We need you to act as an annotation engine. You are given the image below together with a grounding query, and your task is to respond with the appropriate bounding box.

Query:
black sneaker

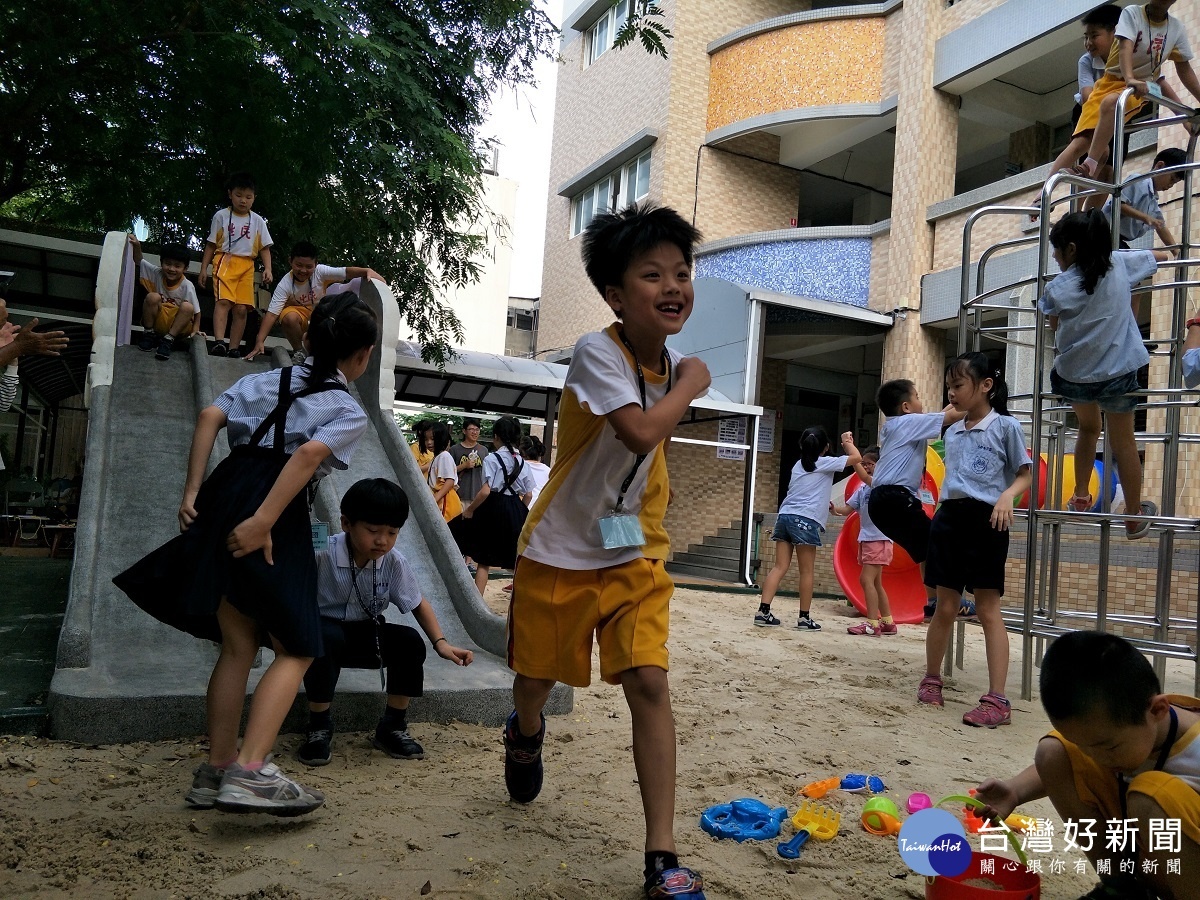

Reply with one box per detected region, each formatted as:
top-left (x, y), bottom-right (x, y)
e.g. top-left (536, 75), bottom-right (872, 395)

top-left (138, 330), bottom-right (157, 351)
top-left (794, 613), bottom-right (821, 631)
top-left (209, 340), bottom-right (228, 357)
top-left (155, 335), bottom-right (174, 360)
top-left (503, 710), bottom-right (544, 803)
top-left (923, 601), bottom-right (937, 622)
top-left (372, 725), bottom-right (425, 760)
top-left (753, 609), bottom-right (781, 627)
top-left (228, 347), bottom-right (244, 359)
top-left (296, 728), bottom-right (332, 767)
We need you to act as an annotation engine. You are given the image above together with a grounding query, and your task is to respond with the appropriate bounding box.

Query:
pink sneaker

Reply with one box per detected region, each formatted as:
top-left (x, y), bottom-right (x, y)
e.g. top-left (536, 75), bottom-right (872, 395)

top-left (847, 622), bottom-right (880, 636)
top-left (879, 621), bottom-right (898, 635)
top-left (917, 674), bottom-right (944, 707)
top-left (963, 693), bottom-right (1012, 728)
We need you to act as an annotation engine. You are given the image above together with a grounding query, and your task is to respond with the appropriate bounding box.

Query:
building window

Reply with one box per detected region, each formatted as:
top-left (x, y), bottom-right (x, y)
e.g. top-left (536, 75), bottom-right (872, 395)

top-left (570, 150), bottom-right (652, 237)
top-left (586, 1), bottom-right (630, 66)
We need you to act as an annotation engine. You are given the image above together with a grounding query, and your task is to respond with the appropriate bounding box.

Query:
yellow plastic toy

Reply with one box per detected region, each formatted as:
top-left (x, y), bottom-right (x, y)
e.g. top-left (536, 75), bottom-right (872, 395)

top-left (1046, 453), bottom-right (1101, 510)
top-left (925, 445), bottom-right (945, 493)
top-left (778, 800), bottom-right (841, 859)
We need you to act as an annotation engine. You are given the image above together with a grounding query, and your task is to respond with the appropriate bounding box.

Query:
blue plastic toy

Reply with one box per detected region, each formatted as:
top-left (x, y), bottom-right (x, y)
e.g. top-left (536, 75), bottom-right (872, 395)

top-left (839, 773), bottom-right (886, 794)
top-left (699, 798), bottom-right (789, 842)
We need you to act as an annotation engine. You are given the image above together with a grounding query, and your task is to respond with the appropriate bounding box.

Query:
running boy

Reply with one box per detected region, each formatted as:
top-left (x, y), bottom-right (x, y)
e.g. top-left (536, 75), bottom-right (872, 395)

top-left (975, 631), bottom-right (1200, 900)
top-left (199, 172), bottom-right (273, 358)
top-left (296, 478), bottom-right (473, 767)
top-left (246, 241), bottom-right (380, 363)
top-left (129, 235), bottom-right (199, 361)
top-left (504, 204), bottom-right (711, 899)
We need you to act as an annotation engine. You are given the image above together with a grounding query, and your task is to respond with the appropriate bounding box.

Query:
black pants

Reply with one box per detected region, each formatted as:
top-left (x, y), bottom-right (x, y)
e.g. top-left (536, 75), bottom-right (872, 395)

top-left (303, 618), bottom-right (427, 703)
top-left (867, 484), bottom-right (932, 563)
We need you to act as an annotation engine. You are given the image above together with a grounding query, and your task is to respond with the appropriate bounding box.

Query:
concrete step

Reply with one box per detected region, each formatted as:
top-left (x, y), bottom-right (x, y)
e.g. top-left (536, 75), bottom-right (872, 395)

top-left (686, 544), bottom-right (740, 561)
top-left (665, 560), bottom-right (744, 583)
top-left (670, 551), bottom-right (739, 570)
top-left (702, 536), bottom-right (741, 550)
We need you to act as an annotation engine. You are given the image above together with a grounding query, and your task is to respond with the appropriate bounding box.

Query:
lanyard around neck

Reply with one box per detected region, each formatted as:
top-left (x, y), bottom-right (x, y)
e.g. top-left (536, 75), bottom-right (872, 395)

top-left (613, 331), bottom-right (672, 512)
top-left (346, 553), bottom-right (381, 619)
top-left (1117, 706), bottom-right (1178, 816)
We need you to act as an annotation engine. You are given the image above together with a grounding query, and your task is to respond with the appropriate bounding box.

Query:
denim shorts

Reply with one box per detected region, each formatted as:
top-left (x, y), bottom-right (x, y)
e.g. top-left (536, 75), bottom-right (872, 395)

top-left (771, 514), bottom-right (822, 547)
top-left (1051, 369), bottom-right (1140, 415)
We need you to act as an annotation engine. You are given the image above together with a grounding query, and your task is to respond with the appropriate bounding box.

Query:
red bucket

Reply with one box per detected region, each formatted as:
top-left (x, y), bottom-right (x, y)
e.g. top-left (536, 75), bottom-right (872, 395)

top-left (925, 852), bottom-right (1040, 899)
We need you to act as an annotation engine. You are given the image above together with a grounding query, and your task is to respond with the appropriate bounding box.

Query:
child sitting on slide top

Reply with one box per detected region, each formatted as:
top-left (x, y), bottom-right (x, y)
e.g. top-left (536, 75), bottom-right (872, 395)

top-left (975, 631), bottom-right (1200, 900)
top-left (504, 203), bottom-right (711, 899)
top-left (129, 235), bottom-right (199, 361)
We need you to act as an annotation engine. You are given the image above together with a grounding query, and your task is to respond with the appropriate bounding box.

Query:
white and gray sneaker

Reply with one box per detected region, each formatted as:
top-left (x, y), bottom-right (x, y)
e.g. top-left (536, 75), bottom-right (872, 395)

top-left (214, 762), bottom-right (325, 817)
top-left (185, 762), bottom-right (225, 809)
top-left (292, 349), bottom-right (309, 365)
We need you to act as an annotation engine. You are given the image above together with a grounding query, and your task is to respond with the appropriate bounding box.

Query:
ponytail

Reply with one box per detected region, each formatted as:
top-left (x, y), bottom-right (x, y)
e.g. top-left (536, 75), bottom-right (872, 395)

top-left (1049, 210), bottom-right (1113, 295)
top-left (304, 292), bottom-right (378, 387)
top-left (946, 352), bottom-right (1012, 417)
top-left (799, 426), bottom-right (829, 473)
top-left (492, 415), bottom-right (523, 455)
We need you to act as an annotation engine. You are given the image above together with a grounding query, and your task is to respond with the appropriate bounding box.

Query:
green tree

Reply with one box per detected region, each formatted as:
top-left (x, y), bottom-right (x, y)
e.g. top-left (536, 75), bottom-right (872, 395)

top-left (0, 0), bottom-right (557, 363)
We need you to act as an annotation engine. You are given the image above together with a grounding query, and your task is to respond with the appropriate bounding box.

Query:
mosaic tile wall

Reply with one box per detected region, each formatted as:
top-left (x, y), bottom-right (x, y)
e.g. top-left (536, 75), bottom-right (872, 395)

top-left (694, 238), bottom-right (871, 306)
top-left (707, 18), bottom-right (886, 132)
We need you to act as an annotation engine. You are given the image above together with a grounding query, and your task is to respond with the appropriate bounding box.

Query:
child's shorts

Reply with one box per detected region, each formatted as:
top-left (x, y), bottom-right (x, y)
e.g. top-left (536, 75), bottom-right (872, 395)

top-left (924, 498), bottom-right (1008, 595)
top-left (1074, 73), bottom-right (1145, 137)
top-left (278, 305), bottom-right (312, 328)
top-left (508, 555), bottom-right (672, 688)
top-left (1051, 368), bottom-right (1140, 415)
top-left (212, 253), bottom-right (257, 306)
top-left (771, 513), bottom-right (822, 547)
top-left (867, 484), bottom-right (931, 563)
top-left (1047, 730), bottom-right (1200, 846)
top-left (153, 302), bottom-right (189, 336)
top-left (858, 540), bottom-right (893, 567)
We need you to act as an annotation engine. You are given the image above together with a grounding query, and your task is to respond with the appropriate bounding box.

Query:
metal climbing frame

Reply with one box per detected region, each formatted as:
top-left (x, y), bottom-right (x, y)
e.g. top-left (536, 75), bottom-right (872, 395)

top-left (957, 87), bottom-right (1200, 699)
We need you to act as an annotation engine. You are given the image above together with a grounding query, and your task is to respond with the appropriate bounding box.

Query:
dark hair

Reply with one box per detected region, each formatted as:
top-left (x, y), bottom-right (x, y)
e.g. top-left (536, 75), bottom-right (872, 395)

top-left (799, 426), bottom-right (830, 473)
top-left (492, 415), bottom-right (523, 454)
top-left (521, 435), bottom-right (544, 461)
top-left (1081, 4), bottom-right (1121, 29)
top-left (1040, 631), bottom-right (1160, 726)
top-left (863, 445), bottom-right (881, 462)
top-left (430, 422), bottom-right (452, 456)
top-left (290, 240), bottom-right (319, 260)
top-left (877, 379), bottom-right (916, 417)
top-left (1155, 147), bottom-right (1188, 172)
top-left (1049, 210), bottom-right (1112, 294)
top-left (581, 203), bottom-right (701, 299)
top-left (462, 418), bottom-right (482, 431)
top-left (412, 419), bottom-right (432, 445)
top-left (304, 292), bottom-right (377, 387)
top-left (945, 352), bottom-right (1011, 416)
top-left (157, 243), bottom-right (190, 266)
top-left (225, 171), bottom-right (256, 192)
top-left (341, 477), bottom-right (409, 528)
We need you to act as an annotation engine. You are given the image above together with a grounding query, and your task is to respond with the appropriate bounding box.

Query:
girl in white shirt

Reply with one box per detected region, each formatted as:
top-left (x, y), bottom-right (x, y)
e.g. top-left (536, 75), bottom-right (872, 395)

top-left (426, 422), bottom-right (461, 522)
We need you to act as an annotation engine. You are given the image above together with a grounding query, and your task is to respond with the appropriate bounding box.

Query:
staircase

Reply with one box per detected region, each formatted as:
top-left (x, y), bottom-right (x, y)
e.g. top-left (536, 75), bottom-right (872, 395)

top-left (666, 522), bottom-right (752, 584)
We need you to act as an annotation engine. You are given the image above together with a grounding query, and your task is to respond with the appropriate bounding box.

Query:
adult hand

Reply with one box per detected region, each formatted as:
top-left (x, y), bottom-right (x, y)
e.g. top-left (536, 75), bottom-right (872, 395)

top-left (13, 319), bottom-right (68, 357)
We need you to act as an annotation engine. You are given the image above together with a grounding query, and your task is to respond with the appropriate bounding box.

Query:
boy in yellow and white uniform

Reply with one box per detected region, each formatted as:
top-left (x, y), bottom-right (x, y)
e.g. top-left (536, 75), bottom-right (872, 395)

top-left (129, 235), bottom-right (199, 361)
top-left (198, 171), bottom-right (273, 358)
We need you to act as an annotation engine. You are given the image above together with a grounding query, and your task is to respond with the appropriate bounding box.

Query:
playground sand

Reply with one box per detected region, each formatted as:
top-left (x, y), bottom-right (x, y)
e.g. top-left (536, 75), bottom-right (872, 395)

top-left (0, 585), bottom-right (1126, 899)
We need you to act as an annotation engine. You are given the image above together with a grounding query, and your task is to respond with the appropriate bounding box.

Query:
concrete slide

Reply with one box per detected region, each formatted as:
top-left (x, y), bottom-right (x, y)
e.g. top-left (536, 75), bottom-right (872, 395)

top-left (48, 236), bottom-right (570, 742)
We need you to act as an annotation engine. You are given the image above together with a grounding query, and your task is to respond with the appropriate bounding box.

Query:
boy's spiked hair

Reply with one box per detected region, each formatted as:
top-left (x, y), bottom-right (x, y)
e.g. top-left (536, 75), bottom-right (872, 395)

top-left (877, 379), bottom-right (916, 417)
top-left (157, 243), bottom-right (191, 266)
top-left (340, 477), bottom-right (409, 528)
top-left (1040, 631), bottom-right (1160, 726)
top-left (1081, 4), bottom-right (1121, 29)
top-left (225, 171), bottom-right (257, 192)
top-left (581, 203), bottom-right (701, 299)
top-left (290, 240), bottom-right (319, 260)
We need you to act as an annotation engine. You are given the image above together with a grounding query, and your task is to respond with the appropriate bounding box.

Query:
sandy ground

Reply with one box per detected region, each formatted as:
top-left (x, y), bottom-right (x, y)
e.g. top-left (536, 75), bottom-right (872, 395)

top-left (1, 583), bottom-right (1158, 899)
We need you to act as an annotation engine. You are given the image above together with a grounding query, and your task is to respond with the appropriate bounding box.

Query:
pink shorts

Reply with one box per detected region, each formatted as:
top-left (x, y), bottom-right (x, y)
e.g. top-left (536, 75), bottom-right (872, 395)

top-left (858, 540), bottom-right (893, 566)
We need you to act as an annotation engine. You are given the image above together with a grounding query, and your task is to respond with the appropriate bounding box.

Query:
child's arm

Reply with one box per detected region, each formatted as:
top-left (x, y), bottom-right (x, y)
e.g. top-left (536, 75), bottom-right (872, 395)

top-left (128, 233), bottom-right (143, 265)
top-left (410, 599), bottom-right (473, 666)
top-left (226, 439), bottom-right (331, 562)
top-left (179, 405), bottom-right (227, 531)
top-left (245, 312), bottom-right (279, 361)
top-left (199, 242), bottom-right (215, 289)
top-left (851, 460), bottom-right (873, 485)
top-left (431, 472), bottom-right (457, 505)
top-left (991, 463), bottom-right (1032, 531)
top-left (1174, 59), bottom-right (1200, 107)
top-left (974, 764), bottom-right (1046, 823)
top-left (839, 432), bottom-right (862, 469)
top-left (259, 246), bottom-right (273, 287)
top-left (462, 482), bottom-right (491, 518)
top-left (607, 356), bottom-right (710, 454)
top-left (345, 266), bottom-right (380, 282)
top-left (941, 404), bottom-right (968, 429)
top-left (1119, 38), bottom-right (1148, 97)
top-left (831, 502), bottom-right (851, 517)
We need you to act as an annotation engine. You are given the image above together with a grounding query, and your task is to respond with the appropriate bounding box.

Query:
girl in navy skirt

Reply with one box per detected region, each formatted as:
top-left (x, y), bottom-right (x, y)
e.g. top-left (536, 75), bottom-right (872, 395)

top-left (458, 415), bottom-right (536, 594)
top-left (114, 293), bottom-right (377, 816)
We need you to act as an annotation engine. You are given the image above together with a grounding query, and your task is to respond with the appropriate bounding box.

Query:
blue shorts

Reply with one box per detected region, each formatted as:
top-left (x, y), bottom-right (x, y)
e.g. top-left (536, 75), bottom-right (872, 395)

top-left (771, 514), bottom-right (822, 547)
top-left (1051, 369), bottom-right (1140, 415)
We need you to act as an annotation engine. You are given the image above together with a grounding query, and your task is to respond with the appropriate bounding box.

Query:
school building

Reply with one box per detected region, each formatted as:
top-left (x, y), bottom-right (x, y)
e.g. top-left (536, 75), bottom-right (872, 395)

top-left (538, 0), bottom-right (1200, 595)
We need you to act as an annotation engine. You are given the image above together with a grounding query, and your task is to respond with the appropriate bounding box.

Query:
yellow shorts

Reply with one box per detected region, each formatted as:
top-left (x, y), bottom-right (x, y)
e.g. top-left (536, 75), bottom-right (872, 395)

top-left (1073, 74), bottom-right (1145, 137)
top-left (1049, 731), bottom-right (1200, 845)
top-left (153, 303), bottom-right (187, 336)
top-left (507, 556), bottom-right (672, 687)
top-left (212, 253), bottom-right (256, 306)
top-left (278, 305), bottom-right (312, 327)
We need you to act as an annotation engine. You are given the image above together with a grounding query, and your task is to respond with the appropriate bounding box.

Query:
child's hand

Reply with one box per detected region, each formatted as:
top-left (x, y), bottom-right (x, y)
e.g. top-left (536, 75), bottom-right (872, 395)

top-left (436, 641), bottom-right (473, 666)
top-left (364, 268), bottom-right (382, 282)
top-left (1127, 78), bottom-right (1149, 97)
top-left (261, 266), bottom-right (273, 288)
top-left (991, 494), bottom-right (1015, 531)
top-left (840, 431), bottom-right (855, 448)
top-left (676, 356), bottom-right (711, 398)
top-left (0, 322), bottom-right (16, 350)
top-left (244, 341), bottom-right (267, 361)
top-left (128, 234), bottom-right (140, 248)
top-left (198, 269), bottom-right (208, 289)
top-left (178, 493), bottom-right (199, 532)
top-left (226, 513), bottom-right (274, 563)
top-left (973, 778), bottom-right (1019, 823)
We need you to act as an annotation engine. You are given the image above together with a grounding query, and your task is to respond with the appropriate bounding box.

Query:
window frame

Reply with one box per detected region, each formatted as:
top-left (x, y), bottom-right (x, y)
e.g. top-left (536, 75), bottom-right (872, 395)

top-left (569, 148), bottom-right (652, 238)
top-left (585, 0), bottom-right (631, 66)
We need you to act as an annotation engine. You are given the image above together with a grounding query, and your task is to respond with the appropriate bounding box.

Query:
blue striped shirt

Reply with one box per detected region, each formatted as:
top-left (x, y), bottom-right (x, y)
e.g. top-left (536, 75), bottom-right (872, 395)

top-left (0, 364), bottom-right (17, 413)
top-left (315, 532), bottom-right (424, 622)
top-left (213, 366), bottom-right (368, 481)
top-left (482, 447), bottom-right (537, 496)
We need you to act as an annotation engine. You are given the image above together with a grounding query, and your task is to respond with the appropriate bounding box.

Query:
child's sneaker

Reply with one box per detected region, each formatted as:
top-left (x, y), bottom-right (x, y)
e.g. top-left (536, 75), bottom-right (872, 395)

top-left (292, 349), bottom-right (309, 365)
top-left (372, 724), bottom-right (425, 760)
top-left (847, 622), bottom-right (880, 636)
top-left (753, 608), bottom-right (781, 627)
top-left (879, 620), bottom-right (898, 635)
top-left (137, 330), bottom-right (157, 351)
top-left (185, 762), bottom-right (224, 809)
top-left (228, 347), bottom-right (244, 359)
top-left (155, 335), bottom-right (174, 360)
top-left (957, 599), bottom-right (977, 621)
top-left (214, 762), bottom-right (325, 816)
top-left (794, 612), bottom-right (821, 631)
top-left (296, 728), bottom-right (333, 767)
top-left (209, 340), bottom-right (228, 357)
top-left (503, 710), bottom-right (544, 803)
top-left (645, 866), bottom-right (706, 898)
top-left (963, 692), bottom-right (1011, 728)
top-left (917, 674), bottom-right (944, 707)
top-left (922, 601), bottom-right (936, 622)
top-left (1126, 501), bottom-right (1157, 541)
